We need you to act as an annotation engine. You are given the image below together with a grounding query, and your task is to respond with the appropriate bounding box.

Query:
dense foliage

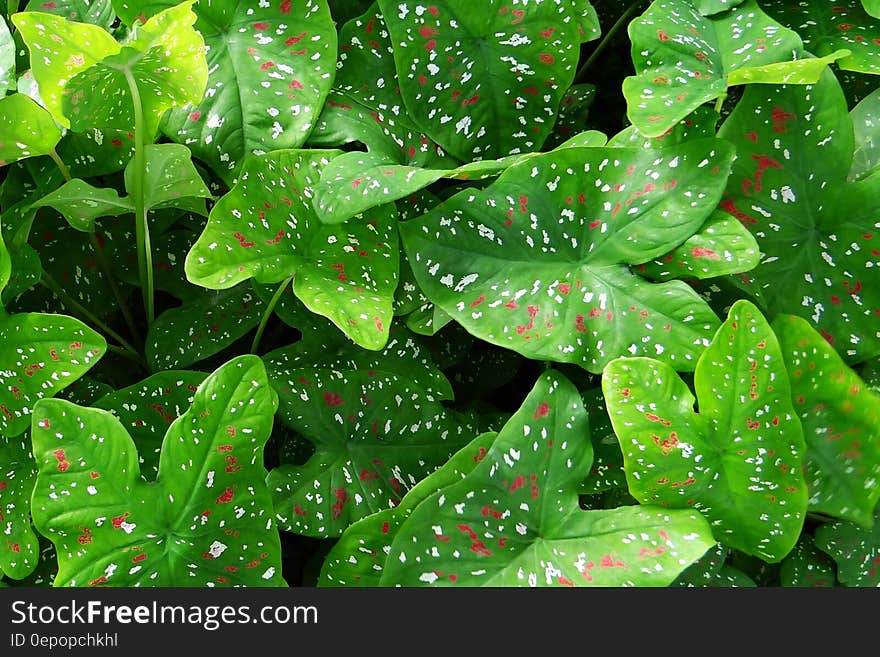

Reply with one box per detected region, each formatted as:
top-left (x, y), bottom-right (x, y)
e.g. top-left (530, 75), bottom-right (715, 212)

top-left (0, 0), bottom-right (878, 588)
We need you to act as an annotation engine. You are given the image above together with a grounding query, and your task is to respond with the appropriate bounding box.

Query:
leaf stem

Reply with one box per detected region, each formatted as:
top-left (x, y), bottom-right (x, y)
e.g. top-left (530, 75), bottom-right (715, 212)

top-left (124, 68), bottom-right (155, 325)
top-left (39, 273), bottom-right (147, 371)
top-left (251, 276), bottom-right (293, 355)
top-left (48, 149), bottom-right (72, 184)
top-left (714, 92), bottom-right (728, 116)
top-left (575, 0), bottom-right (648, 83)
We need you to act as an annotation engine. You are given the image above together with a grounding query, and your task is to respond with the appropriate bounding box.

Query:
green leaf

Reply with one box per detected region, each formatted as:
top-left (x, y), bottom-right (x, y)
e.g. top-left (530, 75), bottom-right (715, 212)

top-left (57, 128), bottom-right (135, 179)
top-left (866, 0), bottom-right (880, 18)
top-left (851, 86), bottom-right (880, 181)
top-left (623, 0), bottom-right (844, 138)
top-left (0, 94), bottom-right (63, 166)
top-left (376, 0), bottom-right (583, 161)
top-left (694, 0), bottom-right (748, 15)
top-left (579, 388), bottom-right (626, 495)
top-left (0, 434), bottom-right (39, 579)
top-left (31, 179), bottom-right (134, 233)
top-left (185, 150), bottom-right (399, 351)
top-left (125, 143), bottom-right (210, 213)
top-left (717, 69), bottom-right (880, 363)
top-left (780, 535), bottom-right (837, 587)
top-left (266, 368), bottom-right (478, 537)
top-left (30, 355), bottom-right (285, 587)
top-left (25, 0), bottom-right (116, 29)
top-left (380, 371), bottom-right (715, 586)
top-left (0, 16), bottom-right (14, 97)
top-left (401, 139), bottom-right (733, 373)
top-left (602, 300), bottom-right (808, 561)
top-left (814, 509), bottom-right (880, 586)
top-left (773, 313), bottom-right (880, 527)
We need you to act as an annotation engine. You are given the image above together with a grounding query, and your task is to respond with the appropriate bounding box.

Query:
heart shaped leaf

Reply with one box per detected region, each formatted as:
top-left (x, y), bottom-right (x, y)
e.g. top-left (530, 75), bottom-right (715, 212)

top-left (851, 86), bottom-right (880, 181)
top-left (0, 94), bottom-right (63, 166)
top-left (773, 313), bottom-right (880, 526)
top-left (126, 143), bottom-right (211, 213)
top-left (380, 371), bottom-right (715, 586)
top-left (401, 139), bottom-right (733, 373)
top-left (603, 299), bottom-right (808, 561)
top-left (32, 180), bottom-right (134, 233)
top-left (0, 434), bottom-right (39, 579)
top-left (814, 509), bottom-right (880, 586)
top-left (30, 355), bottom-right (285, 587)
top-left (717, 69), bottom-right (880, 363)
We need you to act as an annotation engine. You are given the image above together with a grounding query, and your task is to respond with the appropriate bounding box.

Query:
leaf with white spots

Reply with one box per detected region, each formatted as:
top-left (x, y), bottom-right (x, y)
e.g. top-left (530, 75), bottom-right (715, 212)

top-left (579, 388), bottom-right (626, 495)
top-left (694, 0), bottom-right (748, 15)
top-left (763, 0), bottom-right (880, 75)
top-left (267, 368), bottom-right (479, 537)
top-left (609, 105), bottom-right (720, 150)
top-left (602, 300), bottom-right (808, 561)
top-left (850, 85), bottom-right (880, 181)
top-left (26, 0), bottom-right (116, 29)
top-left (185, 150), bottom-right (399, 351)
top-left (0, 16), bottom-right (13, 97)
top-left (381, 371), bottom-right (715, 586)
top-left (0, 434), bottom-right (40, 579)
top-left (30, 355), bottom-right (285, 587)
top-left (94, 370), bottom-right (209, 481)
top-left (319, 431), bottom-right (497, 586)
top-left (0, 94), bottom-right (63, 167)
top-left (773, 313), bottom-right (880, 527)
top-left (780, 535), bottom-right (837, 587)
top-left (623, 0), bottom-right (846, 138)
top-left (146, 282), bottom-right (266, 371)
top-left (717, 69), bottom-right (880, 363)
top-left (126, 144), bottom-right (211, 215)
top-left (545, 83), bottom-right (596, 150)
top-left (814, 508), bottom-right (880, 586)
top-left (400, 139), bottom-right (733, 373)
top-left (376, 0), bottom-right (584, 161)
top-left (31, 180), bottom-right (134, 233)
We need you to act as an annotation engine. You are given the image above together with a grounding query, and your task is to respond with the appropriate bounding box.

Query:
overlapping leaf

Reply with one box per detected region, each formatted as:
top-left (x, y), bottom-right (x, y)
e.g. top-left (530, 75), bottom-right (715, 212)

top-left (27, 0), bottom-right (116, 29)
top-left (0, 16), bottom-right (13, 97)
top-left (401, 139), bottom-right (733, 373)
top-left (30, 355), bottom-right (285, 586)
top-left (0, 94), bottom-right (63, 166)
top-left (624, 0), bottom-right (845, 138)
top-left (814, 509), bottom-right (880, 586)
top-left (603, 300), bottom-right (808, 561)
top-left (780, 535), bottom-right (837, 587)
top-left (0, 435), bottom-right (39, 579)
top-left (380, 371), bottom-right (715, 586)
top-left (851, 86), bottom-right (880, 181)
top-left (717, 69), bottom-right (880, 362)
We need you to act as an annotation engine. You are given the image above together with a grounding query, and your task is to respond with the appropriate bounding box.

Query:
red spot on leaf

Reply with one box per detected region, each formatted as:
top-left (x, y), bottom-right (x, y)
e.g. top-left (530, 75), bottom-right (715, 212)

top-left (534, 402), bottom-right (550, 419)
top-left (216, 487), bottom-right (234, 504)
top-left (324, 392), bottom-right (344, 407)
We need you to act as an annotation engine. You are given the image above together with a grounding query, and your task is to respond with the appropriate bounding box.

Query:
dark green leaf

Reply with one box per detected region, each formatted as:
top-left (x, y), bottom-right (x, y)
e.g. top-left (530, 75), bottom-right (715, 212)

top-left (0, 434), bottom-right (39, 579)
top-left (780, 535), bottom-right (837, 587)
top-left (814, 509), bottom-right (880, 586)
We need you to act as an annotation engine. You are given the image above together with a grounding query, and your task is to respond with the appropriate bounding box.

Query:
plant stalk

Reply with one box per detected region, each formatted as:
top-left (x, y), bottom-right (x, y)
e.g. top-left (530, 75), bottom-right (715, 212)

top-left (251, 276), bottom-right (293, 355)
top-left (575, 0), bottom-right (648, 82)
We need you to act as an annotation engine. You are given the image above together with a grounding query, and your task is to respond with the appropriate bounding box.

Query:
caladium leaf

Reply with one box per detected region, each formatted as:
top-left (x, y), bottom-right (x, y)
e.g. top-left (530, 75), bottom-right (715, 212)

top-left (717, 69), bottom-right (880, 363)
top-left (58, 377), bottom-right (113, 406)
top-left (0, 434), bottom-right (39, 579)
top-left (93, 370), bottom-right (208, 481)
top-left (603, 300), bottom-right (808, 561)
top-left (579, 388), bottom-right (626, 495)
top-left (401, 139), bottom-right (733, 373)
top-left (380, 371), bottom-right (715, 586)
top-left (32, 180), bottom-right (133, 233)
top-left (546, 83), bottom-right (597, 150)
top-left (0, 16), bottom-right (14, 97)
top-left (146, 282), bottom-right (265, 371)
top-left (26, 0), bottom-right (116, 29)
top-left (672, 543), bottom-right (726, 586)
top-left (780, 535), bottom-right (837, 587)
top-left (609, 105), bottom-right (720, 150)
top-left (376, 0), bottom-right (584, 161)
top-left (319, 431), bottom-right (497, 586)
top-left (851, 86), bottom-right (880, 181)
top-left (773, 313), bottom-right (880, 527)
top-left (694, 0), bottom-right (747, 15)
top-left (623, 0), bottom-right (845, 138)
top-left (30, 355), bottom-right (285, 587)
top-left (125, 143), bottom-right (211, 214)
top-left (814, 510), bottom-right (880, 586)
top-left (267, 368), bottom-right (478, 537)
top-left (763, 0), bottom-right (880, 75)
top-left (0, 94), bottom-right (63, 166)
top-left (185, 150), bottom-right (399, 351)
top-left (57, 128), bottom-right (135, 179)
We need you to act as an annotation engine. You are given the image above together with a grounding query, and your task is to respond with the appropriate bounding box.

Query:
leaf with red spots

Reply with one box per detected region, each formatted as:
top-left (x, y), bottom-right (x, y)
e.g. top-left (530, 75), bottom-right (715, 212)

top-left (850, 85), bottom-right (880, 181)
top-left (763, 0), bottom-right (880, 75)
top-left (609, 105), bottom-right (719, 149)
top-left (93, 370), bottom-right (209, 481)
top-left (319, 431), bottom-right (497, 586)
top-left (623, 0), bottom-right (846, 138)
top-left (0, 94), bottom-right (63, 167)
top-left (814, 508), bottom-right (880, 586)
top-left (381, 371), bottom-right (715, 586)
top-left (780, 535), bottom-right (838, 587)
top-left (26, 0), bottom-right (116, 28)
top-left (30, 355), bottom-right (285, 586)
top-left (603, 300), bottom-right (808, 561)
top-left (718, 69), bottom-right (880, 363)
top-left (185, 149), bottom-right (399, 351)
top-left (376, 0), bottom-right (586, 161)
top-left (266, 368), bottom-right (482, 537)
top-left (0, 434), bottom-right (39, 580)
top-left (401, 138), bottom-right (733, 373)
top-left (773, 313), bottom-right (880, 527)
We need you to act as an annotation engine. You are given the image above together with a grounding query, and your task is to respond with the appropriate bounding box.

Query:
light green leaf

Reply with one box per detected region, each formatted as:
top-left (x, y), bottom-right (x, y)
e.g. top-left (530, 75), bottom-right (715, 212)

top-left (0, 94), bottom-right (63, 166)
top-left (32, 179), bottom-right (134, 232)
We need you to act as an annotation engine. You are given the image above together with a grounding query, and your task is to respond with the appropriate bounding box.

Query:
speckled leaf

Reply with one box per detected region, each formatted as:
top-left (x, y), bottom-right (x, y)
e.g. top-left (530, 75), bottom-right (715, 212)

top-left (377, 0), bottom-right (583, 161)
top-left (694, 0), bottom-right (747, 15)
top-left (185, 150), bottom-right (399, 351)
top-left (32, 179), bottom-right (133, 233)
top-left (93, 371), bottom-right (208, 482)
top-left (381, 371), bottom-right (715, 586)
top-left (637, 210), bottom-right (760, 281)
top-left (603, 300), bottom-right (808, 561)
top-left (0, 434), bottom-right (39, 579)
top-left (609, 105), bottom-right (720, 150)
top-left (30, 355), bottom-right (284, 587)
top-left (773, 313), bottom-right (880, 527)
top-left (2, 244), bottom-right (41, 305)
top-left (579, 388), bottom-right (626, 495)
top-left (405, 302), bottom-right (451, 336)
top-left (623, 0), bottom-right (844, 138)
top-left (401, 139), bottom-right (732, 373)
top-left (546, 83), bottom-right (596, 149)
top-left (0, 16), bottom-right (14, 97)
top-left (267, 368), bottom-right (478, 537)
top-left (56, 128), bottom-right (135, 179)
top-left (671, 542), bottom-right (725, 586)
top-left (851, 86), bottom-right (880, 181)
top-left (763, 0), bottom-right (880, 75)
top-left (125, 143), bottom-right (210, 214)
top-left (717, 69), bottom-right (880, 362)
top-left (814, 510), bottom-right (880, 586)
top-left (0, 94), bottom-right (63, 166)
top-left (318, 431), bottom-right (497, 586)
top-left (780, 535), bottom-right (837, 587)
top-left (58, 376), bottom-right (113, 406)
top-left (26, 0), bottom-right (116, 29)
top-left (146, 282), bottom-right (265, 371)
